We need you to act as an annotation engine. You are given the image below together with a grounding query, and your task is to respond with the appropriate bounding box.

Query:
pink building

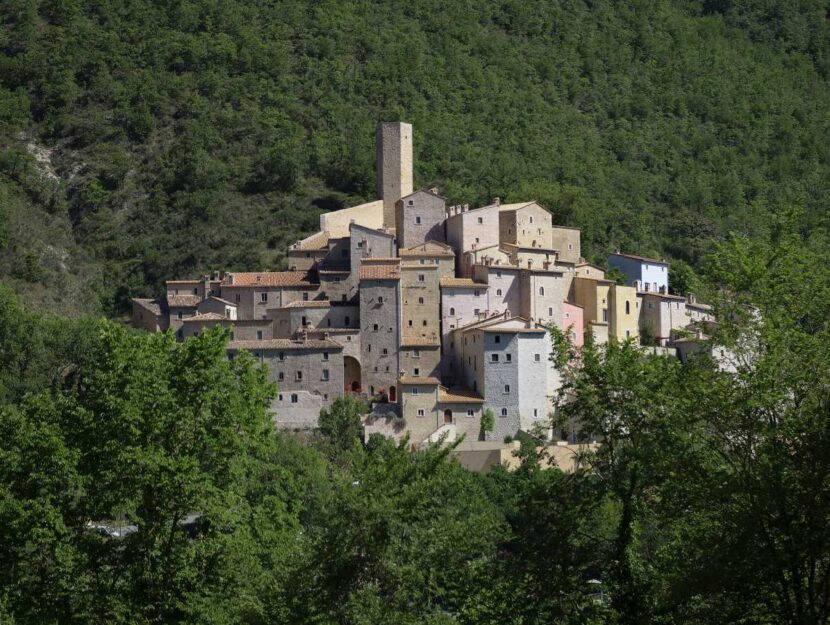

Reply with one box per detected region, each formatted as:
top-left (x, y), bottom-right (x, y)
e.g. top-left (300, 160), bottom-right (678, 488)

top-left (562, 302), bottom-right (584, 347)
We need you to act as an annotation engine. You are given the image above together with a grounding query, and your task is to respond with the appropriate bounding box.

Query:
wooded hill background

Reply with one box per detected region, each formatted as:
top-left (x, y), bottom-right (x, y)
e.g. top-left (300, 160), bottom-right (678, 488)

top-left (1, 0), bottom-right (829, 315)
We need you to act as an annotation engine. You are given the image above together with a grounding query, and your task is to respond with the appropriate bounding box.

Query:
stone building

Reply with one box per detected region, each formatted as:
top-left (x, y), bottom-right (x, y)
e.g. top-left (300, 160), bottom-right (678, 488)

top-left (551, 226), bottom-right (582, 264)
top-left (227, 337), bottom-right (344, 429)
top-left (395, 189), bottom-right (446, 249)
top-left (359, 258), bottom-right (402, 400)
top-left (498, 201), bottom-right (554, 249)
top-left (445, 202), bottom-right (501, 273)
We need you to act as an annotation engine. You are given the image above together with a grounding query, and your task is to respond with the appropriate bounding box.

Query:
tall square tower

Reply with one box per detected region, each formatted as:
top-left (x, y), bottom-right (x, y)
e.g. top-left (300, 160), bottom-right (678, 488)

top-left (376, 122), bottom-right (414, 228)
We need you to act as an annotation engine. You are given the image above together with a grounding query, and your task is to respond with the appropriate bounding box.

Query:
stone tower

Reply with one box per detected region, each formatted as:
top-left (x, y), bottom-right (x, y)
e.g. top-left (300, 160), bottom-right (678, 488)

top-left (376, 121), bottom-right (413, 229)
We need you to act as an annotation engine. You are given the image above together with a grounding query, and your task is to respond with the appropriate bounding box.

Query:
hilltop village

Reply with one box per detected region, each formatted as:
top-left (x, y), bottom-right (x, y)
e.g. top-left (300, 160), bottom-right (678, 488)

top-left (132, 122), bottom-right (713, 444)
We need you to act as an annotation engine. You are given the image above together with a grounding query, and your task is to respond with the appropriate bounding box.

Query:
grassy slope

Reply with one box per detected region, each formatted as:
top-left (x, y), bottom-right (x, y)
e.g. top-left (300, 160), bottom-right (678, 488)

top-left (1, 0), bottom-right (829, 315)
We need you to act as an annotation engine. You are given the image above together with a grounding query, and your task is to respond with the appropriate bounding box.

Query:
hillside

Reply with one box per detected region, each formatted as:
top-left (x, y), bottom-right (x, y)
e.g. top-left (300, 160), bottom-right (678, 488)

top-left (1, 0), bottom-right (830, 315)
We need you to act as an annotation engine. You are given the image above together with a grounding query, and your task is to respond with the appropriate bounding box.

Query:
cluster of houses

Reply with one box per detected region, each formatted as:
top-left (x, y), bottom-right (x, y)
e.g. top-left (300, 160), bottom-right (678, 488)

top-left (132, 122), bottom-right (713, 444)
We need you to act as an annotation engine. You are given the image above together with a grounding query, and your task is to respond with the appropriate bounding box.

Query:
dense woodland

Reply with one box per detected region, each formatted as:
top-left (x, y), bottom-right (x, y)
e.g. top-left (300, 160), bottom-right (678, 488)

top-left (2, 2), bottom-right (830, 624)
top-left (1, 0), bottom-right (830, 314)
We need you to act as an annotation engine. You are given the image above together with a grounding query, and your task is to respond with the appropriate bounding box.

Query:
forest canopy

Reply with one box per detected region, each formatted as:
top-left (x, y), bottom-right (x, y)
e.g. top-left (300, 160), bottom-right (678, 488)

top-left (1, 0), bottom-right (829, 314)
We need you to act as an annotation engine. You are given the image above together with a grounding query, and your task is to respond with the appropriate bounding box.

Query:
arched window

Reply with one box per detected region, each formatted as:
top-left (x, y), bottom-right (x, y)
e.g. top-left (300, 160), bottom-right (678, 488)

top-left (504, 384), bottom-right (510, 393)
top-left (625, 301), bottom-right (631, 315)
top-left (539, 287), bottom-right (545, 296)
top-left (501, 408), bottom-right (507, 416)
top-left (496, 289), bottom-right (502, 296)
top-left (449, 307), bottom-right (455, 316)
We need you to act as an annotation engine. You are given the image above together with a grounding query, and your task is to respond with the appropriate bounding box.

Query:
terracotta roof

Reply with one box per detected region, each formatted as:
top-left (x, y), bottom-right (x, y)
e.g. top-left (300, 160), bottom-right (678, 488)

top-left (228, 339), bottom-right (342, 350)
top-left (439, 387), bottom-right (485, 403)
top-left (167, 295), bottom-right (202, 307)
top-left (359, 258), bottom-right (401, 280)
top-left (400, 335), bottom-right (440, 347)
top-left (224, 271), bottom-right (318, 287)
top-left (319, 269), bottom-right (351, 274)
top-left (182, 312), bottom-right (227, 322)
top-left (398, 376), bottom-right (441, 385)
top-left (398, 241), bottom-right (455, 258)
top-left (610, 251), bottom-right (667, 264)
top-left (282, 300), bottom-right (331, 308)
top-left (132, 298), bottom-right (162, 315)
top-left (440, 278), bottom-right (488, 289)
top-left (482, 326), bottom-right (546, 334)
top-left (575, 262), bottom-right (606, 272)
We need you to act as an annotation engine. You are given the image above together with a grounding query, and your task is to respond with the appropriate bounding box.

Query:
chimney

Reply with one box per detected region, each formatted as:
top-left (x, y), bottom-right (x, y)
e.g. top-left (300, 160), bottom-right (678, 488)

top-left (376, 122), bottom-right (414, 229)
top-left (493, 197), bottom-right (500, 206)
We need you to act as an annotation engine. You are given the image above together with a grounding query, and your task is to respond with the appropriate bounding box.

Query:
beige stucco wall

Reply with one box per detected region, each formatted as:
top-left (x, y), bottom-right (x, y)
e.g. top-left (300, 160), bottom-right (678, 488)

top-left (319, 200), bottom-right (385, 238)
top-left (609, 284), bottom-right (639, 342)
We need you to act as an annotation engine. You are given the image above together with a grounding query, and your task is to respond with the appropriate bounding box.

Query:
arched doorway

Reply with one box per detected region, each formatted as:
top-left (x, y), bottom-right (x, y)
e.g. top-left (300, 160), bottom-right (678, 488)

top-left (443, 409), bottom-right (453, 424)
top-left (389, 386), bottom-right (396, 402)
top-left (344, 356), bottom-right (361, 394)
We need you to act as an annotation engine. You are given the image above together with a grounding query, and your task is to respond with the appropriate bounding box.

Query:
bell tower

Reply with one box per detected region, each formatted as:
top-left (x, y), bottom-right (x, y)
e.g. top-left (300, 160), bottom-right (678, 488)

top-left (376, 121), bottom-right (413, 229)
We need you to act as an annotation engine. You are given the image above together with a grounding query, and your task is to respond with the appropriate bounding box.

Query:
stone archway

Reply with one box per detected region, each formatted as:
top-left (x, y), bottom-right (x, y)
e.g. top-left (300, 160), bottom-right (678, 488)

top-left (344, 355), bottom-right (361, 393)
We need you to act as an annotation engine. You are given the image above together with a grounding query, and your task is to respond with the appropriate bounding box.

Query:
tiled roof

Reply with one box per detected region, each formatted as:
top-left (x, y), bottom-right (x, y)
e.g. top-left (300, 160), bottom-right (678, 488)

top-left (228, 339), bottom-right (342, 350)
top-left (132, 298), bottom-right (162, 315)
top-left (292, 231), bottom-right (330, 251)
top-left (439, 387), bottom-right (485, 403)
top-left (182, 312), bottom-right (227, 322)
top-left (497, 201), bottom-right (536, 212)
top-left (610, 251), bottom-right (667, 264)
top-left (359, 258), bottom-right (401, 280)
top-left (398, 376), bottom-right (441, 385)
top-left (439, 278), bottom-right (487, 289)
top-left (398, 241), bottom-right (455, 258)
top-left (282, 300), bottom-right (331, 308)
top-left (167, 295), bottom-right (202, 307)
top-left (224, 271), bottom-right (319, 287)
top-left (400, 335), bottom-right (440, 347)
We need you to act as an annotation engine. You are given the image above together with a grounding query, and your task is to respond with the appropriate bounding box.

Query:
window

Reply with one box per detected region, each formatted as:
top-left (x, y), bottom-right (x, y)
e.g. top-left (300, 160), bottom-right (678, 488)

top-left (417, 409), bottom-right (425, 417)
top-left (414, 368), bottom-right (420, 376)
top-left (278, 352), bottom-right (285, 361)
top-left (534, 408), bottom-right (539, 418)
top-left (568, 243), bottom-right (573, 250)
top-left (418, 297), bottom-right (424, 304)
top-left (529, 215), bottom-right (534, 224)
top-left (230, 331), bottom-right (235, 340)
top-left (496, 289), bottom-right (502, 296)
top-left (449, 307), bottom-right (455, 316)
top-left (504, 384), bottom-right (510, 393)
top-left (235, 294), bottom-right (241, 303)
top-left (419, 258), bottom-right (425, 265)
top-left (418, 274), bottom-right (425, 282)
top-left (505, 353), bottom-right (512, 362)
top-left (345, 316), bottom-right (350, 325)
top-left (408, 199), bottom-right (414, 206)
top-left (373, 323), bottom-right (379, 331)
top-left (491, 354), bottom-right (499, 363)
top-left (415, 216), bottom-right (422, 224)
top-left (534, 353), bottom-right (541, 362)
top-left (302, 292), bottom-right (309, 301)
top-left (495, 335), bottom-right (501, 343)
top-left (422, 320), bottom-right (427, 326)
top-left (256, 330), bottom-right (263, 340)
top-left (382, 348), bottom-right (388, 355)
top-left (261, 292), bottom-right (267, 302)
top-left (177, 311), bottom-right (183, 320)
top-left (369, 386), bottom-right (374, 396)
top-left (625, 301), bottom-right (631, 315)
top-left (467, 409), bottom-right (475, 417)
top-left (323, 352), bottom-right (329, 361)
top-left (602, 308), bottom-right (608, 322)
top-left (278, 372), bottom-right (284, 381)
top-left (278, 394), bottom-right (282, 401)
top-left (412, 387), bottom-right (419, 395)
top-left (291, 394), bottom-right (298, 403)
top-left (474, 308), bottom-right (480, 316)
top-left (408, 320), bottom-right (413, 327)
top-left (357, 241), bottom-right (364, 248)
top-left (496, 270), bottom-right (502, 278)
top-left (367, 344), bottom-right (371, 352)
top-left (477, 217), bottom-right (483, 224)
top-left (193, 287), bottom-right (198, 294)
top-left (295, 371), bottom-right (302, 381)
top-left (474, 289), bottom-right (480, 297)
top-left (301, 316), bottom-right (307, 327)
top-left (378, 296), bottom-right (384, 304)
top-left (174, 288), bottom-right (179, 295)
top-left (539, 287), bottom-right (545, 296)
top-left (548, 307), bottom-right (553, 316)
top-left (626, 330), bottom-right (631, 338)
top-left (501, 408), bottom-right (508, 417)
top-left (475, 237), bottom-right (480, 243)
top-left (322, 369), bottom-right (330, 380)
